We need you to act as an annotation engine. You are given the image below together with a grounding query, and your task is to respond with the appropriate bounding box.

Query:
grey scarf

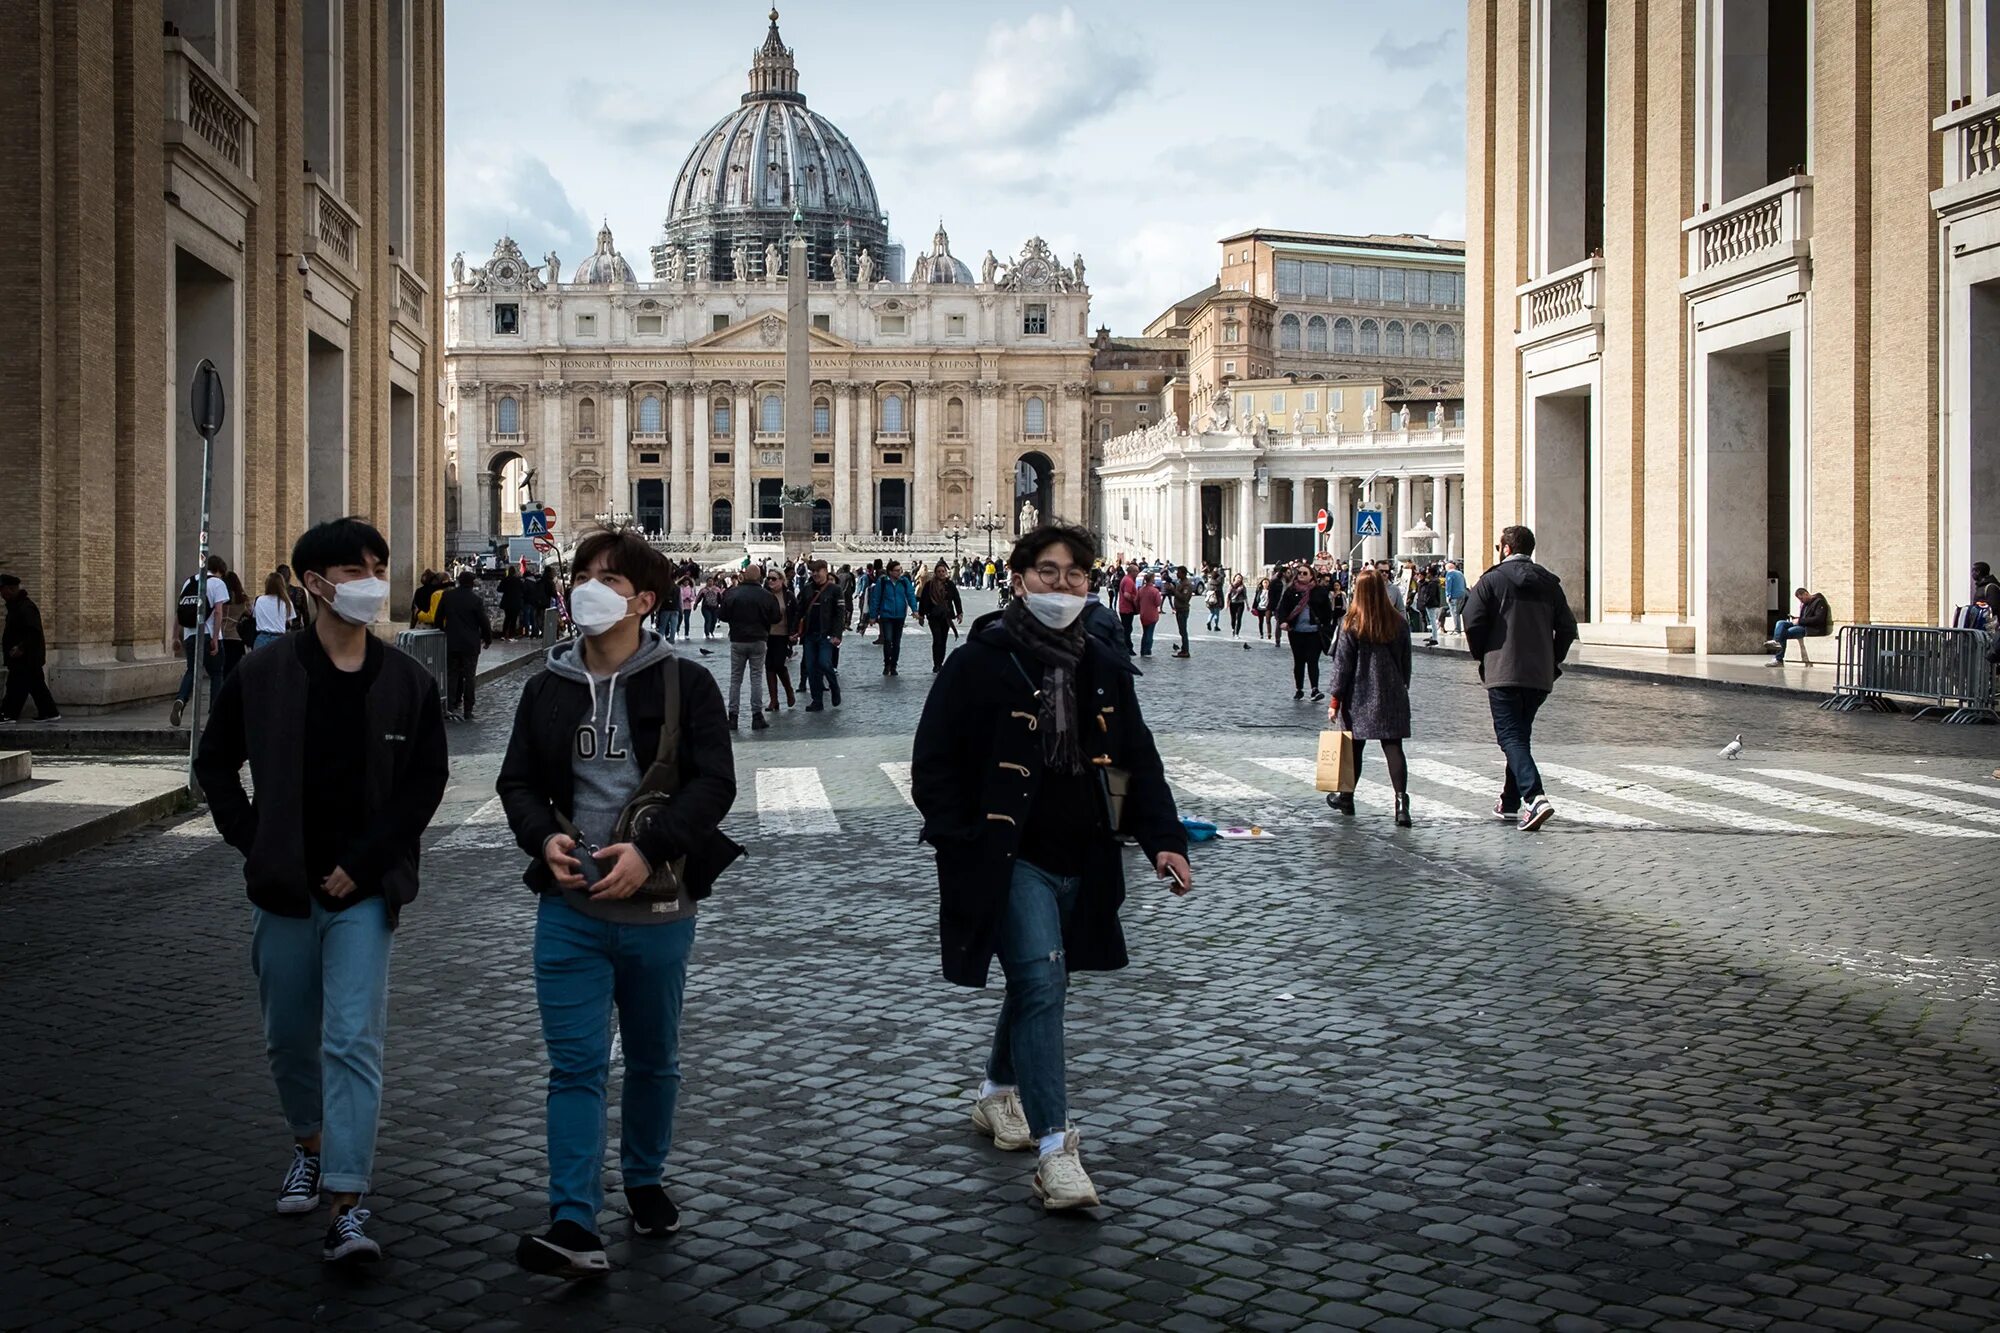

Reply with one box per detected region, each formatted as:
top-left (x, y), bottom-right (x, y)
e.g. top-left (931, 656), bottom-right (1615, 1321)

top-left (1002, 598), bottom-right (1087, 774)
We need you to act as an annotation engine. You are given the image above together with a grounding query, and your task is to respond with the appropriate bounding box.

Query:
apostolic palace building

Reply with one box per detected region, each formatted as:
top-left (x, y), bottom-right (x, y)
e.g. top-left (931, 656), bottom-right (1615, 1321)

top-left (444, 12), bottom-right (1094, 558)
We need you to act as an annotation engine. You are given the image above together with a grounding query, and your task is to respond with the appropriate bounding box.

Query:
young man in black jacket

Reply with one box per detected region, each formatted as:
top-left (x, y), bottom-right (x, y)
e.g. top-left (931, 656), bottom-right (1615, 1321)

top-left (0, 573), bottom-right (60, 722)
top-left (433, 570), bottom-right (493, 721)
top-left (1462, 524), bottom-right (1579, 832)
top-left (913, 523), bottom-right (1192, 1212)
top-left (498, 530), bottom-right (741, 1278)
top-left (193, 517), bottom-right (449, 1266)
top-left (792, 559), bottom-right (845, 709)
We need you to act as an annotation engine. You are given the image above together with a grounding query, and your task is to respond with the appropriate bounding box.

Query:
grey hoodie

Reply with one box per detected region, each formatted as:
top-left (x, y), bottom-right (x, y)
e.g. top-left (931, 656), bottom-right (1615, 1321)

top-left (543, 629), bottom-right (696, 924)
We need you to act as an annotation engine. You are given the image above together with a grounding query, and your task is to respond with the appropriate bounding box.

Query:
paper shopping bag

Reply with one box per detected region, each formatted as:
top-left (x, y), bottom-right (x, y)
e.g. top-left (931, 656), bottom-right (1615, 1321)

top-left (1314, 729), bottom-right (1359, 794)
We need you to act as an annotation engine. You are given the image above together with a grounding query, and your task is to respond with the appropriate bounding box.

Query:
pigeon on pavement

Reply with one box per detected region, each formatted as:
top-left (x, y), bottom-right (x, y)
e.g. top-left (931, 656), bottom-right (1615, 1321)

top-left (1718, 734), bottom-right (1743, 760)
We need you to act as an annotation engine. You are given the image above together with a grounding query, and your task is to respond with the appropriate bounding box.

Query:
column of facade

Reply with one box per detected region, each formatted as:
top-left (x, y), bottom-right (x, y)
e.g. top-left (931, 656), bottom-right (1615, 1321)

top-left (1059, 382), bottom-right (1086, 521)
top-left (1448, 476), bottom-right (1465, 560)
top-left (1395, 475), bottom-right (1413, 555)
top-left (1428, 475), bottom-right (1447, 558)
top-left (855, 384), bottom-right (875, 534)
top-left (912, 388), bottom-right (934, 534)
top-left (668, 386), bottom-right (690, 536)
top-left (1235, 478), bottom-right (1256, 574)
top-left (976, 383), bottom-right (1001, 522)
top-left (732, 382), bottom-right (751, 539)
top-left (691, 383), bottom-right (711, 537)
top-left (539, 385), bottom-right (564, 524)
top-left (832, 383), bottom-right (853, 535)
top-left (610, 390), bottom-right (630, 520)
top-left (457, 393), bottom-right (481, 546)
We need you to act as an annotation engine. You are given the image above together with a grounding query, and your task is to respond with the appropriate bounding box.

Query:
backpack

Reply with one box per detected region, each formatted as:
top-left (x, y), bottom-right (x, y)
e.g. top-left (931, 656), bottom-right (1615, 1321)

top-left (176, 575), bottom-right (203, 629)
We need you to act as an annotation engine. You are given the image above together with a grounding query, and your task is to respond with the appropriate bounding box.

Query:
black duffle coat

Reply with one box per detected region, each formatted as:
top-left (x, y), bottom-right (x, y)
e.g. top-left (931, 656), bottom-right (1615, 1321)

top-left (911, 612), bottom-right (1188, 988)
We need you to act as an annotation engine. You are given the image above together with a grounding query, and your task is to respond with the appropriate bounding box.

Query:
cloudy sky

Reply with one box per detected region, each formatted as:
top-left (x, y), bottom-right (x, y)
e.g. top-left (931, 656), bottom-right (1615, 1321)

top-left (444, 0), bottom-right (1466, 334)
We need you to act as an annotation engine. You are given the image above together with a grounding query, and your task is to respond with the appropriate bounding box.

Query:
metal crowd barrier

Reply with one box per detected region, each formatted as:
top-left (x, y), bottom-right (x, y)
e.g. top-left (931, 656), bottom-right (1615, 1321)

top-left (1819, 624), bottom-right (1998, 724)
top-left (394, 627), bottom-right (449, 702)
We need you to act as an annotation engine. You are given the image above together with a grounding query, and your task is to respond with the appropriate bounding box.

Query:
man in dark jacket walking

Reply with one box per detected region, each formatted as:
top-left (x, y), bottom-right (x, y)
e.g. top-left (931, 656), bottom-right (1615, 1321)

top-left (1765, 586), bottom-right (1831, 665)
top-left (1462, 524), bottom-right (1578, 832)
top-left (1167, 567), bottom-right (1196, 657)
top-left (194, 517), bottom-right (448, 1267)
top-left (719, 564), bottom-right (781, 729)
top-left (0, 574), bottom-right (61, 723)
top-left (792, 560), bottom-right (846, 710)
top-left (434, 570), bottom-right (493, 721)
top-left (912, 523), bottom-right (1191, 1213)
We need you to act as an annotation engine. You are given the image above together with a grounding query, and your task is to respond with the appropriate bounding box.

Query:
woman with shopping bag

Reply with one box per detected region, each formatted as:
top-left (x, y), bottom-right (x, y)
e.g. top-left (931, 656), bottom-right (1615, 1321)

top-left (1324, 569), bottom-right (1415, 827)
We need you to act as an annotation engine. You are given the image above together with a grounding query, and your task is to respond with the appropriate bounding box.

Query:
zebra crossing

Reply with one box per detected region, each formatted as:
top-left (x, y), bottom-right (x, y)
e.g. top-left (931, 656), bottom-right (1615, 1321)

top-left (734, 753), bottom-right (2000, 841)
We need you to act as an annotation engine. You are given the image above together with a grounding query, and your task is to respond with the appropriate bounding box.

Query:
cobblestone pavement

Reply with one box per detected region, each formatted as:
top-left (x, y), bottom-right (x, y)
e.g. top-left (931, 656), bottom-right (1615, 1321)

top-left (8, 593), bottom-right (2000, 1332)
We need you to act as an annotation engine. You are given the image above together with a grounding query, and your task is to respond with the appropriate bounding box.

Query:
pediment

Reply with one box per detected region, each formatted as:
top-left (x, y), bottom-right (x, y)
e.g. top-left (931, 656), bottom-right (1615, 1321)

top-left (688, 313), bottom-right (854, 352)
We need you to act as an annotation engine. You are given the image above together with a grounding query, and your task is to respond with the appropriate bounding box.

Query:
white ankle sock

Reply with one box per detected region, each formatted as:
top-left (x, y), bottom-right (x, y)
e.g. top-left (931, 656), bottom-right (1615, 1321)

top-left (1037, 1131), bottom-right (1068, 1158)
top-left (978, 1080), bottom-right (1015, 1100)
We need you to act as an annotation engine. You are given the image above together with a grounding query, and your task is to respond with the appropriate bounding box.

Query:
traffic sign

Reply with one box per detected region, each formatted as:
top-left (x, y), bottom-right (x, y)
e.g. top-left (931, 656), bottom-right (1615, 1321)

top-left (189, 359), bottom-right (225, 439)
top-left (521, 507), bottom-right (549, 536)
top-left (1315, 508), bottom-right (1329, 533)
top-left (543, 507), bottom-right (556, 521)
top-left (1355, 508), bottom-right (1384, 539)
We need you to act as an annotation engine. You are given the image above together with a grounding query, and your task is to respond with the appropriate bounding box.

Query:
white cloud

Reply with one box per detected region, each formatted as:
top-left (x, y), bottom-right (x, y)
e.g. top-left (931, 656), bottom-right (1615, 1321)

top-left (1373, 31), bottom-right (1456, 64)
top-left (445, 145), bottom-right (596, 266)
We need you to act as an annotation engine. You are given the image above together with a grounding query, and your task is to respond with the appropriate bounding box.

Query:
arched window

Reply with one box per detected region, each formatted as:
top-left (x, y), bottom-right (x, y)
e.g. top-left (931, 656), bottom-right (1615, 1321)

top-left (880, 393), bottom-right (905, 434)
top-left (760, 393), bottom-right (782, 434)
top-left (578, 397), bottom-right (597, 435)
top-left (1435, 324), bottom-right (1457, 359)
top-left (1024, 395), bottom-right (1047, 437)
top-left (446, 410), bottom-right (456, 437)
top-left (1359, 320), bottom-right (1380, 355)
top-left (710, 497), bottom-right (732, 536)
top-left (1333, 319), bottom-right (1354, 355)
top-left (1278, 313), bottom-right (1301, 351)
top-left (712, 398), bottom-right (731, 436)
top-left (813, 397), bottom-right (831, 436)
top-left (638, 394), bottom-right (662, 434)
top-left (1385, 322), bottom-right (1405, 356)
top-left (1306, 316), bottom-right (1328, 353)
top-left (497, 395), bottom-right (519, 434)
top-left (1411, 323), bottom-right (1431, 358)
top-left (946, 396), bottom-right (965, 436)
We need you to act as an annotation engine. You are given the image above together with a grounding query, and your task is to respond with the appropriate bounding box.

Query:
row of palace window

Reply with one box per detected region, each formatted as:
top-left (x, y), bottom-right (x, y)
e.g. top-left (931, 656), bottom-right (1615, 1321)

top-left (490, 391), bottom-right (1053, 440)
top-left (1278, 315), bottom-right (1458, 359)
top-left (1274, 260), bottom-right (1465, 308)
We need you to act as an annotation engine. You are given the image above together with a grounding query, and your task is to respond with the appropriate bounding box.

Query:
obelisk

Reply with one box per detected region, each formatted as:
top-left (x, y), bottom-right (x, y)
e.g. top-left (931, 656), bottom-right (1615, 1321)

top-left (781, 211), bottom-right (813, 560)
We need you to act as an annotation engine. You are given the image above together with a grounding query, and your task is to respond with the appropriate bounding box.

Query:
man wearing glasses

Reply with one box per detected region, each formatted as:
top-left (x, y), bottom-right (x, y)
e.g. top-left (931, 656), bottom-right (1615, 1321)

top-left (912, 523), bottom-right (1192, 1211)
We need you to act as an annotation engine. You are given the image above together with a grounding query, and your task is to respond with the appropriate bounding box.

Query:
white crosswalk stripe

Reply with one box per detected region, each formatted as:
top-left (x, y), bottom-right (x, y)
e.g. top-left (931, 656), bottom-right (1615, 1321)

top-left (1247, 756), bottom-right (1483, 822)
top-left (1864, 772), bottom-right (2000, 804)
top-left (756, 766), bottom-right (840, 834)
top-left (1752, 769), bottom-right (2000, 827)
top-left (1538, 763), bottom-right (1817, 834)
top-left (1163, 758), bottom-right (1276, 803)
top-left (1625, 765), bottom-right (1997, 839)
top-left (880, 761), bottom-right (914, 808)
top-left (432, 794), bottom-right (513, 850)
top-left (1406, 757), bottom-right (1660, 829)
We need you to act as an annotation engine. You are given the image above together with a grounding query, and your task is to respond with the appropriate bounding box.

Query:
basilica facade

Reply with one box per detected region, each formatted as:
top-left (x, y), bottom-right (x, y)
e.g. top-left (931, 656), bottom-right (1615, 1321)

top-left (443, 12), bottom-right (1091, 556)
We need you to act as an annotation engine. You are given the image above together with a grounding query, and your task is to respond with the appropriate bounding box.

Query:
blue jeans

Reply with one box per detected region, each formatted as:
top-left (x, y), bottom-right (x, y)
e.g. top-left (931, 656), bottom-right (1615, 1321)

top-left (802, 634), bottom-right (839, 703)
top-left (250, 896), bottom-right (395, 1195)
top-left (985, 860), bottom-right (1082, 1140)
top-left (1487, 686), bottom-right (1549, 811)
top-left (534, 896), bottom-right (695, 1230)
top-left (1770, 619), bottom-right (1811, 660)
top-left (1140, 620), bottom-right (1157, 655)
top-left (175, 634), bottom-right (225, 707)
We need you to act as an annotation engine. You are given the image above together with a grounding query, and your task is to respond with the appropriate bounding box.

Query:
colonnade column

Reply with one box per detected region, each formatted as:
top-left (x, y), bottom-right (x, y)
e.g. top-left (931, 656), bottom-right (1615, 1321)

top-left (691, 384), bottom-right (711, 538)
top-left (1429, 475), bottom-right (1448, 559)
top-left (1395, 475), bottom-right (1413, 558)
top-left (855, 385), bottom-right (875, 535)
top-left (1235, 477), bottom-right (1256, 575)
top-left (457, 393), bottom-right (481, 547)
top-left (1448, 475), bottom-right (1465, 560)
top-left (912, 388), bottom-right (934, 534)
top-left (668, 387), bottom-right (689, 536)
top-left (610, 390), bottom-right (630, 519)
top-left (832, 383), bottom-right (853, 535)
top-left (732, 381), bottom-right (752, 540)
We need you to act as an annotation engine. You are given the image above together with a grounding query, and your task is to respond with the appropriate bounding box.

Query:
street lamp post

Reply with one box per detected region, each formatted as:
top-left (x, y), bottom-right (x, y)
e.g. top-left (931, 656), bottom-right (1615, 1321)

top-left (972, 505), bottom-right (1005, 562)
top-left (941, 520), bottom-right (967, 566)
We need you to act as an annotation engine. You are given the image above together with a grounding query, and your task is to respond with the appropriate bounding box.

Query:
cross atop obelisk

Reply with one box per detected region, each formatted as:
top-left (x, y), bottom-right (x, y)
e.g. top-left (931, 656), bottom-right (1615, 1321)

top-left (781, 206), bottom-right (813, 560)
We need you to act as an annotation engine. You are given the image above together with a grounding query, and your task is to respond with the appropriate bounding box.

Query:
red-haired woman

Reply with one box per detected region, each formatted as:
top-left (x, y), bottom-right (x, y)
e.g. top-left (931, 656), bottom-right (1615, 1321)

top-left (1326, 569), bottom-right (1414, 826)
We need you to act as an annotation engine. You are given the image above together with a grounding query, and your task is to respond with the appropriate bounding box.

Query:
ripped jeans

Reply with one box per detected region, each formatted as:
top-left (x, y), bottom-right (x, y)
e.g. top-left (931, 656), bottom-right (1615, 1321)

top-left (985, 859), bottom-right (1082, 1140)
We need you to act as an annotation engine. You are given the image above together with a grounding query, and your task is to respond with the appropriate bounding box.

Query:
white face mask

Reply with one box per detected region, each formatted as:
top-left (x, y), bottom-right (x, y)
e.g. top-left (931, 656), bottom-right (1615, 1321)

top-left (312, 574), bottom-right (390, 626)
top-left (1023, 591), bottom-right (1088, 629)
top-left (569, 578), bottom-right (635, 636)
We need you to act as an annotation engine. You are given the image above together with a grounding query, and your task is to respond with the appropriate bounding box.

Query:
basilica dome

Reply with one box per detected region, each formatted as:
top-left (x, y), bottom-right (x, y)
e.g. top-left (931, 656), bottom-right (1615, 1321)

top-left (571, 221), bottom-right (635, 284)
top-left (652, 10), bottom-right (890, 283)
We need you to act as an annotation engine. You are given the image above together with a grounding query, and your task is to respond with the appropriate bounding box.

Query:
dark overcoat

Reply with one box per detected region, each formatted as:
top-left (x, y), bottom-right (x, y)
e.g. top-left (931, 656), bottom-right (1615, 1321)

top-left (1326, 624), bottom-right (1413, 740)
top-left (911, 613), bottom-right (1188, 988)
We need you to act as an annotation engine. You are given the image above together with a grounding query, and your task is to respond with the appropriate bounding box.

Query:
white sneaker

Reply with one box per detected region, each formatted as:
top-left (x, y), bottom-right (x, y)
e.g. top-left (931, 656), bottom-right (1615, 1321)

top-left (1032, 1131), bottom-right (1100, 1211)
top-left (971, 1089), bottom-right (1034, 1152)
top-left (1519, 795), bottom-right (1556, 832)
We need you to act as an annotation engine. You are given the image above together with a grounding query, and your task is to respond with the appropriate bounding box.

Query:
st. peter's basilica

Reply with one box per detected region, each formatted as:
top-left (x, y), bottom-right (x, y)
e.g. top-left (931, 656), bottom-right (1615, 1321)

top-left (443, 10), bottom-right (1092, 557)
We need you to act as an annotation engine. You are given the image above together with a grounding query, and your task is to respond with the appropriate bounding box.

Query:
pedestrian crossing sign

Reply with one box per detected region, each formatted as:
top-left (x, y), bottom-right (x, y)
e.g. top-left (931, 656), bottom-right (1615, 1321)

top-left (1355, 508), bottom-right (1384, 539)
top-left (521, 507), bottom-right (548, 536)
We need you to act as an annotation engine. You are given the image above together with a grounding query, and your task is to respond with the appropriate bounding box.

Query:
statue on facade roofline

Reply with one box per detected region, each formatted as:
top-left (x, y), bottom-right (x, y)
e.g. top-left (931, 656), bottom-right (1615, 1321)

top-left (1363, 404), bottom-right (1377, 432)
top-left (765, 241), bottom-right (782, 281)
top-left (981, 249), bottom-right (998, 285)
top-left (831, 248), bottom-right (848, 283)
top-left (733, 240), bottom-right (749, 283)
top-left (1292, 409), bottom-right (1303, 436)
top-left (661, 245), bottom-right (682, 283)
top-left (545, 252), bottom-right (561, 286)
top-left (1072, 254), bottom-right (1085, 286)
top-left (451, 252), bottom-right (465, 286)
top-left (856, 248), bottom-right (874, 284)
top-left (1429, 402), bottom-right (1444, 429)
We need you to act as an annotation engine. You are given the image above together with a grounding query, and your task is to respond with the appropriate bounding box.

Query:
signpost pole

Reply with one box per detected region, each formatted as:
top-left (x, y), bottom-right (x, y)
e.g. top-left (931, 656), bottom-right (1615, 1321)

top-left (185, 360), bottom-right (226, 795)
